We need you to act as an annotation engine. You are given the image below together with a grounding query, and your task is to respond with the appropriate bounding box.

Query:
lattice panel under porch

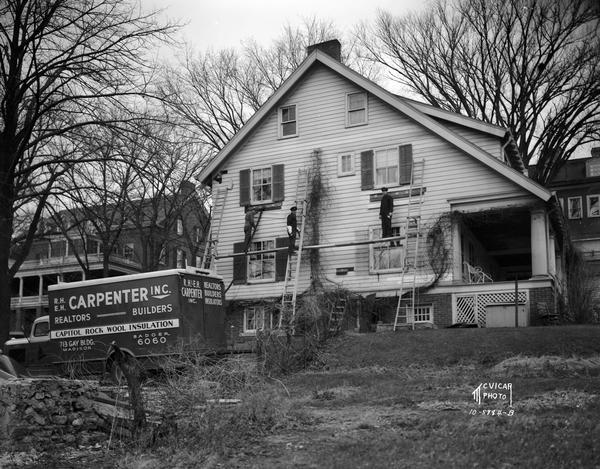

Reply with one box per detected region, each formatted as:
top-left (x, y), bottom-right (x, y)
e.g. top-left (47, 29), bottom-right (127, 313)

top-left (455, 291), bottom-right (529, 326)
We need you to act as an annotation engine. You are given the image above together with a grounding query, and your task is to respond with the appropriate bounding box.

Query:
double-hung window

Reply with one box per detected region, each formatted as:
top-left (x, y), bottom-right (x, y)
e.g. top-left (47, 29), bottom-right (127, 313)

top-left (568, 197), bottom-right (582, 219)
top-left (361, 144), bottom-right (413, 190)
top-left (587, 195), bottom-right (600, 217)
top-left (337, 153), bottom-right (354, 177)
top-left (279, 105), bottom-right (297, 138)
top-left (369, 226), bottom-right (405, 272)
top-left (375, 148), bottom-right (399, 187)
top-left (243, 306), bottom-right (280, 333)
top-left (239, 165), bottom-right (284, 207)
top-left (252, 167), bottom-right (272, 203)
top-left (586, 159), bottom-right (600, 177)
top-left (124, 243), bottom-right (135, 260)
top-left (176, 248), bottom-right (186, 268)
top-left (248, 240), bottom-right (275, 281)
top-left (347, 92), bottom-right (367, 126)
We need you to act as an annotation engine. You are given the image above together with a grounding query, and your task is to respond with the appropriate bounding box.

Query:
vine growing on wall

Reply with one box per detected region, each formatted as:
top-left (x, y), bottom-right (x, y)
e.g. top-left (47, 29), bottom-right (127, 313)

top-left (424, 212), bottom-right (454, 286)
top-left (305, 149), bottom-right (329, 292)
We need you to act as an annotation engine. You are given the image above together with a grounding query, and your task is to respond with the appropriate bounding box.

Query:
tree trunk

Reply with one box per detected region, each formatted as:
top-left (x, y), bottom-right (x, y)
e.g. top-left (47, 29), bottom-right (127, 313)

top-left (0, 176), bottom-right (14, 346)
top-left (110, 343), bottom-right (147, 438)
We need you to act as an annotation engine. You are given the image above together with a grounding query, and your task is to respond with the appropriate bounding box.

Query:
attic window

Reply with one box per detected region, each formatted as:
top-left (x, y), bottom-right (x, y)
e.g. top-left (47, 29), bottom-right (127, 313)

top-left (347, 92), bottom-right (367, 126)
top-left (279, 105), bottom-right (297, 138)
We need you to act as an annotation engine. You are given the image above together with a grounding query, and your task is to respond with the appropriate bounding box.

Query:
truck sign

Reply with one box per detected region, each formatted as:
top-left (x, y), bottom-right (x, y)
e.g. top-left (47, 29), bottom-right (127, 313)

top-left (4, 268), bottom-right (226, 375)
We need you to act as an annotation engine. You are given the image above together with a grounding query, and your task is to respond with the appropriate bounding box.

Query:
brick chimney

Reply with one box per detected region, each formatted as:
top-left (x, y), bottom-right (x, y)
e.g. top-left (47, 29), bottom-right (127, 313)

top-left (592, 147), bottom-right (600, 158)
top-left (306, 39), bottom-right (341, 61)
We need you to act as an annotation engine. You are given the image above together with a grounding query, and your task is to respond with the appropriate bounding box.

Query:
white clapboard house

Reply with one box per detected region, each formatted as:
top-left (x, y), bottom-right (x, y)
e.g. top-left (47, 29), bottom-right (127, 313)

top-left (198, 40), bottom-right (565, 345)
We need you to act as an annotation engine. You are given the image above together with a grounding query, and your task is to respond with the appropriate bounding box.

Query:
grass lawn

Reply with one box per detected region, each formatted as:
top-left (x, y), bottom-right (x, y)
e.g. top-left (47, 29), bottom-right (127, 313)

top-left (7, 325), bottom-right (600, 468)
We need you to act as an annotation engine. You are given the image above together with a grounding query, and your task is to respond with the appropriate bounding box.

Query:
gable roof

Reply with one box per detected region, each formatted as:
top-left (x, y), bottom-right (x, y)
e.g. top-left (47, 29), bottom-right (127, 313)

top-left (199, 50), bottom-right (550, 202)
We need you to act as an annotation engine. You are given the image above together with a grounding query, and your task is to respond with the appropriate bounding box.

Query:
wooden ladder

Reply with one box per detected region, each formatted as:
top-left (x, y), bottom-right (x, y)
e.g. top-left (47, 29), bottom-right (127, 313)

top-left (279, 167), bottom-right (311, 329)
top-left (201, 186), bottom-right (229, 272)
top-left (328, 298), bottom-right (347, 334)
top-left (394, 160), bottom-right (426, 331)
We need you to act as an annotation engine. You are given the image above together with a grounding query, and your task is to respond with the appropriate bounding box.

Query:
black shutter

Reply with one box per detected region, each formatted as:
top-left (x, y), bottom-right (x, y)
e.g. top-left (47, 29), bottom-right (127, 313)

top-left (272, 164), bottom-right (285, 202)
top-left (275, 237), bottom-right (289, 281)
top-left (399, 144), bottom-right (413, 185)
top-left (239, 169), bottom-right (250, 206)
top-left (360, 150), bottom-right (374, 190)
top-left (232, 242), bottom-right (247, 284)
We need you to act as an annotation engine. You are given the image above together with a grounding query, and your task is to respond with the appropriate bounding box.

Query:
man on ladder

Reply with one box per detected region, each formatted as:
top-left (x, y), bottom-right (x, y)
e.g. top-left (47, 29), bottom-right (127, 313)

top-left (286, 206), bottom-right (300, 254)
top-left (243, 206), bottom-right (257, 252)
top-left (379, 187), bottom-right (394, 240)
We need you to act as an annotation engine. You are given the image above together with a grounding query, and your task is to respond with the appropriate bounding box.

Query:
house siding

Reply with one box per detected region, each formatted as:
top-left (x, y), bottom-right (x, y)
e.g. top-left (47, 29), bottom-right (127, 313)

top-left (212, 63), bottom-right (534, 302)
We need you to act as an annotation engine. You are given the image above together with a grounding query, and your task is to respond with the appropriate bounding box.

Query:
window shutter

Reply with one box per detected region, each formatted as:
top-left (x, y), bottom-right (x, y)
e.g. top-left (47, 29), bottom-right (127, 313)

top-left (360, 150), bottom-right (374, 190)
top-left (272, 164), bottom-right (285, 202)
top-left (275, 237), bottom-right (289, 281)
top-left (399, 144), bottom-right (413, 185)
top-left (239, 169), bottom-right (250, 206)
top-left (232, 242), bottom-right (247, 284)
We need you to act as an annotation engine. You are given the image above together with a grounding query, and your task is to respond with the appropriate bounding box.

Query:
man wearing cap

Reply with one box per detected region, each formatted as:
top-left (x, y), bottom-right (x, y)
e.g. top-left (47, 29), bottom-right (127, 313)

top-left (287, 206), bottom-right (300, 254)
top-left (244, 206), bottom-right (256, 251)
top-left (379, 187), bottom-right (393, 239)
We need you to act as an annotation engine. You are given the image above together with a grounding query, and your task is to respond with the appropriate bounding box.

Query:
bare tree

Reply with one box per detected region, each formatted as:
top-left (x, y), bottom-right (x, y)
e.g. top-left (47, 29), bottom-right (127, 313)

top-left (125, 118), bottom-right (209, 272)
top-left (0, 0), bottom-right (175, 344)
top-left (161, 17), bottom-right (373, 157)
top-left (48, 127), bottom-right (139, 278)
top-left (357, 0), bottom-right (600, 182)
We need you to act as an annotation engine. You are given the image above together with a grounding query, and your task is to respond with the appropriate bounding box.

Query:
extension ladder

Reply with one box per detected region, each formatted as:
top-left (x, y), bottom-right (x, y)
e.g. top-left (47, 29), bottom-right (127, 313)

top-left (328, 298), bottom-right (347, 334)
top-left (201, 186), bottom-right (229, 272)
top-left (394, 160), bottom-right (426, 331)
top-left (279, 167), bottom-right (311, 329)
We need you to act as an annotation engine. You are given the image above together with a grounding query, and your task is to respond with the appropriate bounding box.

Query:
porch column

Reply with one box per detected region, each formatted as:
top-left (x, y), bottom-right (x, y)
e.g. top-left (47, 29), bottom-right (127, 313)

top-left (548, 234), bottom-right (556, 276)
top-left (452, 219), bottom-right (462, 282)
top-left (530, 208), bottom-right (549, 277)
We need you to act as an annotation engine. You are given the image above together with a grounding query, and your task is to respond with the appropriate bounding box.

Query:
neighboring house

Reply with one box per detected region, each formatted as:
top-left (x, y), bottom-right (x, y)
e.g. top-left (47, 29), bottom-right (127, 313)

top-left (9, 181), bottom-right (208, 336)
top-left (198, 40), bottom-right (565, 347)
top-left (538, 148), bottom-right (600, 313)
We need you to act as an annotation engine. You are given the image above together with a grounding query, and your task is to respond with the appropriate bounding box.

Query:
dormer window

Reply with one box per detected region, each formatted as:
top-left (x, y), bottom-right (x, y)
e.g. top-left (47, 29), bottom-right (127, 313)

top-left (347, 92), bottom-right (367, 126)
top-left (587, 158), bottom-right (600, 177)
top-left (279, 105), bottom-right (297, 138)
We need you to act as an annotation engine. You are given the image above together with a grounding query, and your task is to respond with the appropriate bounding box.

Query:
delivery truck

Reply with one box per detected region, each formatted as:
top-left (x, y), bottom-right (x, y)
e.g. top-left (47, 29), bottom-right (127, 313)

top-left (3, 268), bottom-right (226, 379)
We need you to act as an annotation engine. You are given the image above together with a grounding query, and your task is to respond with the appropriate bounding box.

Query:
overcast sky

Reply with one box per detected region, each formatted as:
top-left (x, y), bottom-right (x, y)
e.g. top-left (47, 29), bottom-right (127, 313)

top-left (160, 0), bottom-right (426, 50)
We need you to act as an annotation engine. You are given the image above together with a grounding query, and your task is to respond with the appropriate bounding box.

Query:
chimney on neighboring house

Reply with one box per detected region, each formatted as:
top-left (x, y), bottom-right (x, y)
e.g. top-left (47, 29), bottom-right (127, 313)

top-left (592, 147), bottom-right (600, 158)
top-left (306, 39), bottom-right (342, 61)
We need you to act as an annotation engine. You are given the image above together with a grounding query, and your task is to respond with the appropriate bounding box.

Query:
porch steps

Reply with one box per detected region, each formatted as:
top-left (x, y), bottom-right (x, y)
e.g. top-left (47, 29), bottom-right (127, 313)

top-left (394, 160), bottom-right (426, 331)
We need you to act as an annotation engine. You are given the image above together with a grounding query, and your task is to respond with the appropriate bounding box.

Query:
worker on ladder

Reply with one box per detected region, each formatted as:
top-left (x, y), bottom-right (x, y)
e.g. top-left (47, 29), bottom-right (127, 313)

top-left (379, 187), bottom-right (394, 240)
top-left (286, 206), bottom-right (300, 255)
top-left (244, 206), bottom-right (257, 252)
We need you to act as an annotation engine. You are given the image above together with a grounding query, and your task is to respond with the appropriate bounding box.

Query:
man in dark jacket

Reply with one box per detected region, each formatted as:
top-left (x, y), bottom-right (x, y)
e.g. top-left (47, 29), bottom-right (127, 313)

top-left (287, 206), bottom-right (299, 254)
top-left (379, 187), bottom-right (393, 238)
top-left (244, 207), bottom-right (256, 251)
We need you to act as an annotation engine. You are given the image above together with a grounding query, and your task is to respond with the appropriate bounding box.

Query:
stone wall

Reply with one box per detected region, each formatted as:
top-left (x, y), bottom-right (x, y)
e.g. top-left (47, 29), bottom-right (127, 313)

top-left (0, 378), bottom-right (126, 450)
